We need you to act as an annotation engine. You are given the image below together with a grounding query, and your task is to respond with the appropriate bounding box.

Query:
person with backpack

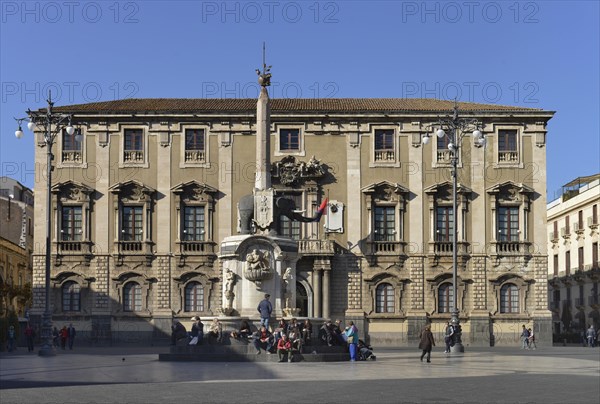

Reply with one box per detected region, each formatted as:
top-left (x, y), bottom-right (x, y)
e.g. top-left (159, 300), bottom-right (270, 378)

top-left (520, 325), bottom-right (530, 349)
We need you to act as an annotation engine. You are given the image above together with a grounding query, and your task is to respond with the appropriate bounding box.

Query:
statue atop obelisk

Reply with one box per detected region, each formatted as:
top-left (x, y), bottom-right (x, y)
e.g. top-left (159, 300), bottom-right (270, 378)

top-left (253, 43), bottom-right (274, 234)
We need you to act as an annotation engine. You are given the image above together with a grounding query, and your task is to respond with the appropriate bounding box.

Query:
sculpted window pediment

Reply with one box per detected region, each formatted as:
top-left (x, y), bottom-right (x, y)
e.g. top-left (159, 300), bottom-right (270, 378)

top-left (486, 181), bottom-right (533, 204)
top-left (362, 181), bottom-right (409, 204)
top-left (51, 181), bottom-right (94, 203)
top-left (271, 155), bottom-right (326, 186)
top-left (109, 180), bottom-right (155, 202)
top-left (172, 181), bottom-right (218, 204)
top-left (425, 182), bottom-right (472, 203)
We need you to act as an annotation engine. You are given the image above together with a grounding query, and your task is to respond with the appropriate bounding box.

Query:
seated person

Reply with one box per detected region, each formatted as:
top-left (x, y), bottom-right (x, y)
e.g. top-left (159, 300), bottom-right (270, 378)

top-left (277, 333), bottom-right (293, 363)
top-left (273, 319), bottom-right (288, 344)
top-left (288, 318), bottom-right (301, 333)
top-left (171, 320), bottom-right (188, 345)
top-left (208, 318), bottom-right (223, 343)
top-left (231, 319), bottom-right (252, 339)
top-left (357, 339), bottom-right (376, 361)
top-left (288, 327), bottom-right (303, 352)
top-left (253, 326), bottom-right (273, 354)
top-left (190, 316), bottom-right (204, 345)
top-left (302, 319), bottom-right (313, 345)
top-left (333, 319), bottom-right (347, 345)
top-left (320, 320), bottom-right (336, 346)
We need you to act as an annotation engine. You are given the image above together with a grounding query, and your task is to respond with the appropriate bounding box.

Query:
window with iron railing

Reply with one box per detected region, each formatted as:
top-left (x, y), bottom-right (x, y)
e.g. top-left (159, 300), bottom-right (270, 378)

top-left (374, 129), bottom-right (395, 162)
top-left (498, 130), bottom-right (518, 163)
top-left (124, 129), bottom-right (144, 163)
top-left (279, 128), bottom-right (300, 151)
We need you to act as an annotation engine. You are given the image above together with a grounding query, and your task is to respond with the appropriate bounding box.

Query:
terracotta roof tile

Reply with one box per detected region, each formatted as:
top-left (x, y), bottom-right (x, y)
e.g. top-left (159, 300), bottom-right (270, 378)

top-left (52, 98), bottom-right (545, 114)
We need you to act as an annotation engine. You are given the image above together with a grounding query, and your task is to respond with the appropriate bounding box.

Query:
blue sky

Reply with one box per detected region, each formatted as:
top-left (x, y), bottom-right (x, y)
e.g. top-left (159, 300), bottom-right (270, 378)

top-left (1, 0), bottom-right (598, 200)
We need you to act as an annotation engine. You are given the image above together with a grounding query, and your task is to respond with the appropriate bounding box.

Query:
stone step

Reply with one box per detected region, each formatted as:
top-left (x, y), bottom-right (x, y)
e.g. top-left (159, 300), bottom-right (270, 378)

top-left (158, 351), bottom-right (349, 362)
top-left (169, 344), bottom-right (347, 355)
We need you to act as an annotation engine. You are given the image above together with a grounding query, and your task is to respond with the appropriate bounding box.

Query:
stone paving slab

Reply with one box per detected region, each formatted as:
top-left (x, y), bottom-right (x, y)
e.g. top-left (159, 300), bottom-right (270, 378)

top-left (1, 346), bottom-right (598, 403)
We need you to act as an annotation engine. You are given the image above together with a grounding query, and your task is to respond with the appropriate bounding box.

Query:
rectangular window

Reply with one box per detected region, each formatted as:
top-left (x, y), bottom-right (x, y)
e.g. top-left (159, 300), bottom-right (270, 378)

top-left (565, 250), bottom-right (571, 275)
top-left (593, 205), bottom-right (598, 225)
top-left (436, 206), bottom-right (454, 242)
top-left (578, 247), bottom-right (584, 270)
top-left (553, 254), bottom-right (559, 277)
top-left (498, 130), bottom-right (518, 162)
top-left (184, 129), bottom-right (206, 163)
top-left (565, 215), bottom-right (570, 234)
top-left (593, 242), bottom-right (598, 268)
top-left (61, 206), bottom-right (82, 241)
top-left (374, 206), bottom-right (395, 241)
top-left (578, 210), bottom-right (583, 230)
top-left (279, 129), bottom-right (300, 151)
top-left (498, 206), bottom-right (519, 242)
top-left (122, 206), bottom-right (143, 241)
top-left (124, 129), bottom-right (144, 163)
top-left (62, 128), bottom-right (82, 163)
top-left (436, 134), bottom-right (452, 163)
top-left (279, 194), bottom-right (301, 240)
top-left (183, 206), bottom-right (205, 241)
top-left (553, 221), bottom-right (558, 239)
top-left (374, 129), bottom-right (395, 162)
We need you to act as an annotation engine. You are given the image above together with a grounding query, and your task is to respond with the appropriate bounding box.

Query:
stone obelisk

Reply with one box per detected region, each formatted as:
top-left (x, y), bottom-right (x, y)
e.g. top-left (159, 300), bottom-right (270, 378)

top-left (253, 47), bottom-right (274, 234)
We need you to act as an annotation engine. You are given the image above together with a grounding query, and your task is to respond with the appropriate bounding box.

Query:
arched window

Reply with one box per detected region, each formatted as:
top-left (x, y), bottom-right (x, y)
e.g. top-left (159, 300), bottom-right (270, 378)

top-left (185, 282), bottom-right (204, 312)
top-left (123, 282), bottom-right (142, 312)
top-left (438, 283), bottom-right (454, 313)
top-left (62, 281), bottom-right (81, 312)
top-left (500, 283), bottom-right (519, 313)
top-left (376, 283), bottom-right (395, 313)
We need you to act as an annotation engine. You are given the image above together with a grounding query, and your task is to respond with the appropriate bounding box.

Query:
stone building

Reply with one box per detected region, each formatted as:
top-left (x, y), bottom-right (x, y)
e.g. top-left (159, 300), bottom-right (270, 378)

top-left (547, 174), bottom-right (600, 339)
top-left (0, 177), bottom-right (34, 318)
top-left (27, 93), bottom-right (554, 346)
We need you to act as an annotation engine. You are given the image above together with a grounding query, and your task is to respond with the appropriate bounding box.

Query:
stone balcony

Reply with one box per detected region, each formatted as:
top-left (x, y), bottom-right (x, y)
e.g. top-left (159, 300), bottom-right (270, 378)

top-left (298, 239), bottom-right (335, 257)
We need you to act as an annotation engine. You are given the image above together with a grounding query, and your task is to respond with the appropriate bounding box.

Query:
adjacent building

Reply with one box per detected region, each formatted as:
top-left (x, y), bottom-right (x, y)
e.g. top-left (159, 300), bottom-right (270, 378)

top-left (547, 174), bottom-right (600, 339)
top-left (0, 177), bottom-right (34, 318)
top-left (27, 96), bottom-right (554, 346)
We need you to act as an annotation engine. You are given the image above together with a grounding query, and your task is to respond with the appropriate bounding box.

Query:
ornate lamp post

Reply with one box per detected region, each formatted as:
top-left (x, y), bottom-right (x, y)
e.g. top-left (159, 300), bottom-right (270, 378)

top-left (422, 101), bottom-right (485, 353)
top-left (15, 92), bottom-right (74, 356)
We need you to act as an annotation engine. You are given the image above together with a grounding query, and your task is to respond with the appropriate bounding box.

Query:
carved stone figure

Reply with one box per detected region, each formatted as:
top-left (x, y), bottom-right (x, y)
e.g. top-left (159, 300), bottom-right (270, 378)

top-left (243, 248), bottom-right (273, 288)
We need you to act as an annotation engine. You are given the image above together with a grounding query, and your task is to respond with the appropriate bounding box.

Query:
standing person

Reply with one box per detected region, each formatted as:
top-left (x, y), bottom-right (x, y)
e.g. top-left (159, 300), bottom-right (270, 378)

top-left (520, 325), bottom-right (530, 349)
top-left (52, 327), bottom-right (60, 348)
top-left (419, 324), bottom-right (435, 363)
top-left (527, 328), bottom-right (537, 350)
top-left (24, 323), bottom-right (35, 352)
top-left (67, 323), bottom-right (76, 350)
top-left (257, 294), bottom-right (272, 330)
top-left (444, 321), bottom-right (454, 353)
top-left (302, 319), bottom-right (313, 345)
top-left (60, 326), bottom-right (68, 350)
top-left (586, 325), bottom-right (596, 347)
top-left (7, 325), bottom-right (16, 352)
top-left (345, 321), bottom-right (358, 362)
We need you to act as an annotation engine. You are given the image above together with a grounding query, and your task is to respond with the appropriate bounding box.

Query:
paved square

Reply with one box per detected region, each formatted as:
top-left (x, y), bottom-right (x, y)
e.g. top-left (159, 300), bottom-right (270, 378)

top-left (1, 346), bottom-right (599, 403)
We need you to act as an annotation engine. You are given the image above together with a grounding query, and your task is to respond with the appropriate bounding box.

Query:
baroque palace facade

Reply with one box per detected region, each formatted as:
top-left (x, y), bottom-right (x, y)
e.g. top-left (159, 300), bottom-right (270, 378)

top-left (29, 97), bottom-right (554, 346)
top-left (547, 174), bottom-right (600, 339)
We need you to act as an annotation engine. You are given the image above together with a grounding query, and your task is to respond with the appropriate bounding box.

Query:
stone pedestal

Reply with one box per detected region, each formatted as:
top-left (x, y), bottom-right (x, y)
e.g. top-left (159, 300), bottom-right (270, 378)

top-left (220, 234), bottom-right (298, 319)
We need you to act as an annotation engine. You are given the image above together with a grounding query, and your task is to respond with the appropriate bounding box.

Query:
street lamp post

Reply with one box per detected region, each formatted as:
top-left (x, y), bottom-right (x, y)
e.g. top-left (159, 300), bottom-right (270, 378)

top-left (422, 101), bottom-right (485, 353)
top-left (15, 92), bottom-right (74, 357)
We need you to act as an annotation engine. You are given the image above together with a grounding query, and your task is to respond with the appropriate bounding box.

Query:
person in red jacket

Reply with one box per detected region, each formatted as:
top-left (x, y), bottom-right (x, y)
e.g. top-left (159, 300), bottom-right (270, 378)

top-left (60, 326), bottom-right (68, 350)
top-left (277, 333), bottom-right (293, 363)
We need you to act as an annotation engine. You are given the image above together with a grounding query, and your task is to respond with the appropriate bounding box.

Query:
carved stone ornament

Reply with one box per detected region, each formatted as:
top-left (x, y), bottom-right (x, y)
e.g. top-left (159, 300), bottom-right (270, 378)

top-left (243, 248), bottom-right (273, 288)
top-left (271, 155), bottom-right (326, 186)
top-left (52, 181), bottom-right (93, 203)
top-left (254, 189), bottom-right (274, 229)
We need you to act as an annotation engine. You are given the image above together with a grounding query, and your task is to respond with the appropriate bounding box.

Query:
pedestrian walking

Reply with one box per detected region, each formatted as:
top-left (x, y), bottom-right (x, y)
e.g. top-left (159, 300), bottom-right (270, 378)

top-left (60, 326), bottom-right (68, 349)
top-left (520, 325), bottom-right (530, 349)
top-left (7, 325), bottom-right (16, 352)
top-left (52, 326), bottom-right (60, 348)
top-left (67, 323), bottom-right (76, 350)
top-left (586, 325), bottom-right (595, 347)
top-left (444, 321), bottom-right (454, 353)
top-left (24, 323), bottom-right (35, 352)
top-left (527, 328), bottom-right (537, 350)
top-left (419, 324), bottom-right (435, 363)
